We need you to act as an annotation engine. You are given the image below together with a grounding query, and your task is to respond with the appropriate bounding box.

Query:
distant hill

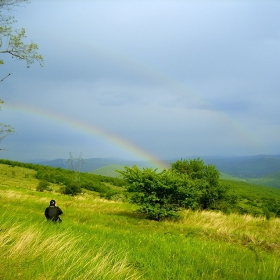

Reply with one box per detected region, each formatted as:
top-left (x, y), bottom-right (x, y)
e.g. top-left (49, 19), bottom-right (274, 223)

top-left (91, 164), bottom-right (125, 178)
top-left (32, 157), bottom-right (167, 173)
top-left (201, 155), bottom-right (280, 178)
top-left (203, 155), bottom-right (280, 188)
top-left (219, 172), bottom-right (247, 182)
top-left (247, 170), bottom-right (280, 189)
top-left (29, 155), bottom-right (280, 188)
top-left (32, 158), bottom-right (157, 173)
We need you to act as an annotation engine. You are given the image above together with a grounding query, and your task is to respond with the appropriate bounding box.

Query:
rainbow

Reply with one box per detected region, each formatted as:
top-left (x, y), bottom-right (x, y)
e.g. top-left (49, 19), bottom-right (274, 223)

top-left (4, 103), bottom-right (170, 169)
top-left (2, 46), bottom-right (259, 164)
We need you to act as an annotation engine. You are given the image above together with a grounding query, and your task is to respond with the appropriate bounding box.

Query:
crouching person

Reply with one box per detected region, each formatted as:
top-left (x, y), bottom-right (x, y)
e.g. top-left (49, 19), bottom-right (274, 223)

top-left (45, 200), bottom-right (63, 222)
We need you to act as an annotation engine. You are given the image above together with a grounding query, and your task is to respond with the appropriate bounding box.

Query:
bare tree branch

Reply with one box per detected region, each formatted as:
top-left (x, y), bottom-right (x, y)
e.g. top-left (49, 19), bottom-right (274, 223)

top-left (0, 72), bottom-right (13, 82)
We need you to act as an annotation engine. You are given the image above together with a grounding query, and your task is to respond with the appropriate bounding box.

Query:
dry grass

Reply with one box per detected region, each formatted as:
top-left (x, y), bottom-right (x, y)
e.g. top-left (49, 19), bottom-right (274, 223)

top-left (165, 210), bottom-right (280, 254)
top-left (0, 219), bottom-right (142, 280)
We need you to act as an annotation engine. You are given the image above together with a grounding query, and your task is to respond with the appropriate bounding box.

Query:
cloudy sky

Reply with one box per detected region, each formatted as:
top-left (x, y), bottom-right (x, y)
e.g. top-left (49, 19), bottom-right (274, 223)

top-left (1, 0), bottom-right (280, 163)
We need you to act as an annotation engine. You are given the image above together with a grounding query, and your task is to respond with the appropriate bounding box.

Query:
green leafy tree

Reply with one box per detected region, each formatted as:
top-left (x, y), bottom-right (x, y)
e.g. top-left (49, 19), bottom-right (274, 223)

top-left (118, 166), bottom-right (189, 220)
top-left (119, 159), bottom-right (228, 220)
top-left (171, 158), bottom-right (226, 209)
top-left (60, 181), bottom-right (81, 196)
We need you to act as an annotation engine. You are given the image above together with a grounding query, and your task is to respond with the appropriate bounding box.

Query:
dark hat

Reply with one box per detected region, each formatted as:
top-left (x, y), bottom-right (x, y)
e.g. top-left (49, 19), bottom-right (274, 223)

top-left (50, 200), bottom-right (56, 206)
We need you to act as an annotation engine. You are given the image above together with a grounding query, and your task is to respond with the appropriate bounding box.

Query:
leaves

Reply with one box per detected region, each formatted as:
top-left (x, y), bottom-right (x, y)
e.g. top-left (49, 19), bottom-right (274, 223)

top-left (0, 122), bottom-right (14, 142)
top-left (0, 27), bottom-right (43, 66)
top-left (119, 159), bottom-right (229, 220)
top-left (0, 0), bottom-right (43, 66)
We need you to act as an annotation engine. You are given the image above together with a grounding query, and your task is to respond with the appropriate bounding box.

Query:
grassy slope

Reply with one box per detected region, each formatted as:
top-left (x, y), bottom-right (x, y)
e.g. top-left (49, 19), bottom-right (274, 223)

top-left (221, 178), bottom-right (280, 217)
top-left (91, 164), bottom-right (125, 178)
top-left (1, 163), bottom-right (280, 279)
top-left (248, 171), bottom-right (280, 189)
top-left (220, 172), bottom-right (247, 181)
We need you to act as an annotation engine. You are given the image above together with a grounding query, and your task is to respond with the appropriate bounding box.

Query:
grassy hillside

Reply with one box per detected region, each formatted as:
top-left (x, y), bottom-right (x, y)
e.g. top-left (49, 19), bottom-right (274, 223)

top-left (220, 172), bottom-right (246, 181)
top-left (247, 170), bottom-right (280, 189)
top-left (91, 164), bottom-right (125, 177)
top-left (0, 163), bottom-right (280, 279)
top-left (222, 179), bottom-right (280, 217)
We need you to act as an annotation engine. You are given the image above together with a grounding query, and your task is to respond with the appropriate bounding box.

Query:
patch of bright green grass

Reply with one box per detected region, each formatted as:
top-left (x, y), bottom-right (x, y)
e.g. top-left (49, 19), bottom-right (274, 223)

top-left (1, 181), bottom-right (280, 279)
top-left (91, 164), bottom-right (125, 177)
top-left (1, 163), bottom-right (280, 279)
top-left (221, 179), bottom-right (280, 216)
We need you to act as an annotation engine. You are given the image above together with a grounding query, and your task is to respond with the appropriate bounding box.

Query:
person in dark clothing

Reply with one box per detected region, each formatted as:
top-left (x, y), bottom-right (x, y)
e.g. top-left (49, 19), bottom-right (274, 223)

top-left (45, 200), bottom-right (63, 222)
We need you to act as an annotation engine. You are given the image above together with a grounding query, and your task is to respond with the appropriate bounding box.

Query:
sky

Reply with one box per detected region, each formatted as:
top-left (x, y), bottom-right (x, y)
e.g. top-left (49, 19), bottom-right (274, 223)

top-left (1, 0), bottom-right (280, 163)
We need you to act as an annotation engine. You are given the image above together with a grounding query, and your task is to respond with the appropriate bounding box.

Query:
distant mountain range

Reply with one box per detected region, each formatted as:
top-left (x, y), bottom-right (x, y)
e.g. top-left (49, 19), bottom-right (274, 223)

top-left (31, 155), bottom-right (280, 177)
top-left (30, 155), bottom-right (280, 188)
top-left (201, 155), bottom-right (280, 178)
top-left (31, 157), bottom-right (160, 173)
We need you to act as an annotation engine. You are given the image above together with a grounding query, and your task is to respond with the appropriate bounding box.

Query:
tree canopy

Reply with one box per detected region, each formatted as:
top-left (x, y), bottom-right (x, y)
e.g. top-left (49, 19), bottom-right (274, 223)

top-left (118, 158), bottom-right (228, 220)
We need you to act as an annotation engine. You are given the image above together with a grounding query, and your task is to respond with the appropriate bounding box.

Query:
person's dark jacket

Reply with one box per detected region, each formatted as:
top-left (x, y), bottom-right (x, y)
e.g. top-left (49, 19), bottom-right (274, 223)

top-left (45, 206), bottom-right (63, 222)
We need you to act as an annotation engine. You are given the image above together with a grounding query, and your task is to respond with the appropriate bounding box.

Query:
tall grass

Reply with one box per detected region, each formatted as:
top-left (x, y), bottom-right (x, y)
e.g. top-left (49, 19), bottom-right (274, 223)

top-left (0, 216), bottom-right (141, 280)
top-left (1, 175), bottom-right (280, 279)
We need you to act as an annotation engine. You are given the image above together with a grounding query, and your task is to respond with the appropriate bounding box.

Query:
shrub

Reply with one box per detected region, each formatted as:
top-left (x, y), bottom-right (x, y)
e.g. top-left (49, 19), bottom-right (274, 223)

top-left (100, 190), bottom-right (126, 202)
top-left (36, 180), bottom-right (49, 192)
top-left (118, 166), bottom-right (192, 220)
top-left (60, 182), bottom-right (81, 196)
top-left (118, 159), bottom-right (228, 220)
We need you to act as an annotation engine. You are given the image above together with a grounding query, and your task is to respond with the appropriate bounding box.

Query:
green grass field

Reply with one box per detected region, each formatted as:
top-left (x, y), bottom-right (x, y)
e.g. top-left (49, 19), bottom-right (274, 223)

top-left (1, 163), bottom-right (280, 279)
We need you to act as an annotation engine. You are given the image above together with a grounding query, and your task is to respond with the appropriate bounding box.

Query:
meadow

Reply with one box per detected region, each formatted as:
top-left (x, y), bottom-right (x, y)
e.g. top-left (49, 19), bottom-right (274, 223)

top-left (1, 163), bottom-right (280, 279)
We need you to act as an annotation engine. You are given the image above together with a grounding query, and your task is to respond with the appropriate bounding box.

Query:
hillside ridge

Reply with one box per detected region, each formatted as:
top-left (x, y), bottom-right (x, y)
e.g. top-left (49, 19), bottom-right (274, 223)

top-left (25, 155), bottom-right (280, 187)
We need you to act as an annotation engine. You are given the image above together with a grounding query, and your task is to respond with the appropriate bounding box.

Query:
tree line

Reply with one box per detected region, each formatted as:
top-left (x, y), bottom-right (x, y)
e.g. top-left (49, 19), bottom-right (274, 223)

top-left (0, 159), bottom-right (125, 197)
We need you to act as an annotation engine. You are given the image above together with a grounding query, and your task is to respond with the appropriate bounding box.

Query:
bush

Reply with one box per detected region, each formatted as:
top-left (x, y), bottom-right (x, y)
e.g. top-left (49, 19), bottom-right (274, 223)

top-left (171, 158), bottom-right (227, 209)
top-left (118, 166), bottom-right (193, 220)
top-left (60, 182), bottom-right (81, 196)
top-left (36, 180), bottom-right (49, 192)
top-left (118, 159), bottom-right (228, 221)
top-left (100, 190), bottom-right (126, 202)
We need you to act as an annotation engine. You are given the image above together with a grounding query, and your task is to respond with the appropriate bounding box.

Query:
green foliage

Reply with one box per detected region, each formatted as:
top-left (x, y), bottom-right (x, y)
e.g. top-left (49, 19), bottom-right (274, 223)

top-left (1, 165), bottom-right (280, 279)
top-left (119, 159), bottom-right (228, 220)
top-left (1, 1), bottom-right (43, 150)
top-left (36, 179), bottom-right (49, 192)
top-left (2, 181), bottom-right (280, 279)
top-left (171, 158), bottom-right (229, 209)
top-left (119, 166), bottom-right (187, 220)
top-left (0, 121), bottom-right (14, 142)
top-left (247, 170), bottom-right (280, 189)
top-left (60, 181), bottom-right (81, 196)
top-left (0, 159), bottom-right (125, 198)
top-left (99, 190), bottom-right (127, 202)
top-left (2, 158), bottom-right (280, 219)
top-left (222, 179), bottom-right (280, 218)
top-left (0, 0), bottom-right (43, 66)
top-left (171, 158), bottom-right (219, 183)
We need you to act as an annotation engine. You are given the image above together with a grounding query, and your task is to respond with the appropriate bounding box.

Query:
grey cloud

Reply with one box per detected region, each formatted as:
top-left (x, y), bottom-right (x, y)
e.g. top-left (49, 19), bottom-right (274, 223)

top-left (1, 0), bottom-right (280, 161)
